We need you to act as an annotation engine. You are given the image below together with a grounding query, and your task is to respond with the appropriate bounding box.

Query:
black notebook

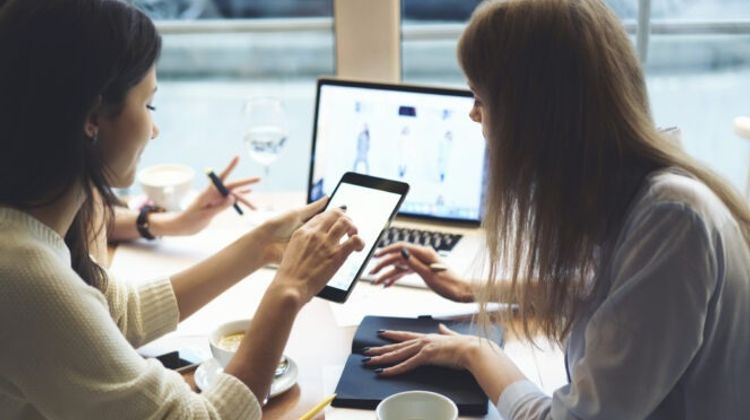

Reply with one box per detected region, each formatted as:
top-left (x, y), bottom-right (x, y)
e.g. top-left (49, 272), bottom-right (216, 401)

top-left (332, 315), bottom-right (504, 416)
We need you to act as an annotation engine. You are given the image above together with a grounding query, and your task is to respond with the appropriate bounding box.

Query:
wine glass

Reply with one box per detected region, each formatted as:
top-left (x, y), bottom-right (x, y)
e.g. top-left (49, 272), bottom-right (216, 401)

top-left (242, 97), bottom-right (288, 179)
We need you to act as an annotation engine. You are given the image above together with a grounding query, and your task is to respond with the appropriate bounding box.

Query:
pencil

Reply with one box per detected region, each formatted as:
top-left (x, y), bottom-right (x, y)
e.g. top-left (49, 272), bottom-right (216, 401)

top-left (205, 168), bottom-right (243, 215)
top-left (299, 394), bottom-right (336, 420)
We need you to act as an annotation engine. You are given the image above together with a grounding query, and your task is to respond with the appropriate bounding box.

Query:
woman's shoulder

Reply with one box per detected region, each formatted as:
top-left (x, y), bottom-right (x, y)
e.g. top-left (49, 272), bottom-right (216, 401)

top-left (634, 169), bottom-right (736, 229)
top-left (0, 213), bottom-right (91, 308)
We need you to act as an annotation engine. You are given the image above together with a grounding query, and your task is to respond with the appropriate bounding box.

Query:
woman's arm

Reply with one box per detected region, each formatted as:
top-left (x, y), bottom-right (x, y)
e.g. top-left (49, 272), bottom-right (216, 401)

top-left (108, 156), bottom-right (260, 242)
top-left (168, 200), bottom-right (326, 321)
top-left (224, 206), bottom-right (365, 401)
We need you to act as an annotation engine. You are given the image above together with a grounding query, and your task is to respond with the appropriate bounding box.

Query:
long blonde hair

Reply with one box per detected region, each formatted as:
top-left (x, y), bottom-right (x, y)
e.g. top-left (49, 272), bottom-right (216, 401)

top-left (459, 0), bottom-right (750, 343)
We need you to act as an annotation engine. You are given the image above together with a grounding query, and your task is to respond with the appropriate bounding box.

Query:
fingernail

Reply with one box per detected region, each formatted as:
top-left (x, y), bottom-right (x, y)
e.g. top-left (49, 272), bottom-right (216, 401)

top-left (374, 368), bottom-right (384, 374)
top-left (377, 329), bottom-right (386, 335)
top-left (338, 204), bottom-right (347, 212)
top-left (400, 248), bottom-right (410, 260)
top-left (362, 347), bottom-right (371, 353)
top-left (361, 357), bottom-right (371, 364)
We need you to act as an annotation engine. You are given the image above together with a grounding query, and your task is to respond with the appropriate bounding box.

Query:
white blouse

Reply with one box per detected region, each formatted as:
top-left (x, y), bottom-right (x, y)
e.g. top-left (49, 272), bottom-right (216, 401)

top-left (497, 170), bottom-right (750, 419)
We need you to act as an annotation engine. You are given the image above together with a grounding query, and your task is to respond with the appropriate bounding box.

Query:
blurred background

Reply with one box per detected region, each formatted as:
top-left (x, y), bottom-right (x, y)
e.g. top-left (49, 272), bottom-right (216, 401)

top-left (126, 0), bottom-right (750, 197)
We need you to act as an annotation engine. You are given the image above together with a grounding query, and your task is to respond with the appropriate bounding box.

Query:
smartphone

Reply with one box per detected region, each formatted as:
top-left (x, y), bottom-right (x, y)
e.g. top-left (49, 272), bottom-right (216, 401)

top-left (316, 172), bottom-right (409, 303)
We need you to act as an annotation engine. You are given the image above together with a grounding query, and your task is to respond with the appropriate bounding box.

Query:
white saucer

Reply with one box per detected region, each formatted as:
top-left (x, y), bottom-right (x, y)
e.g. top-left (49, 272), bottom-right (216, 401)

top-left (194, 356), bottom-right (298, 398)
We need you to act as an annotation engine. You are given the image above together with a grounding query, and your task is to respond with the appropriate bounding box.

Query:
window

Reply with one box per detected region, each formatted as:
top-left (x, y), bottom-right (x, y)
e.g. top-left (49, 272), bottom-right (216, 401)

top-left (401, 0), bottom-right (750, 192)
top-left (131, 1), bottom-right (335, 193)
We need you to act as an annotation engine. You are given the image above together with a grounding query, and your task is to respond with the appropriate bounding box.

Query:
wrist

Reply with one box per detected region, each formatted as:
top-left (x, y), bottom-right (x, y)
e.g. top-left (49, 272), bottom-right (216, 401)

top-left (461, 337), bottom-right (499, 372)
top-left (136, 205), bottom-right (166, 240)
top-left (265, 280), bottom-right (305, 312)
top-left (459, 281), bottom-right (476, 303)
top-left (148, 211), bottom-right (181, 236)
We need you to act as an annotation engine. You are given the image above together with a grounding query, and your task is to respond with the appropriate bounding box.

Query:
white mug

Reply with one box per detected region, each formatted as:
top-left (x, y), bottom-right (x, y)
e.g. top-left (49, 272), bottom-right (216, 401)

top-left (376, 390), bottom-right (459, 420)
top-left (137, 163), bottom-right (195, 211)
top-left (209, 319), bottom-right (251, 368)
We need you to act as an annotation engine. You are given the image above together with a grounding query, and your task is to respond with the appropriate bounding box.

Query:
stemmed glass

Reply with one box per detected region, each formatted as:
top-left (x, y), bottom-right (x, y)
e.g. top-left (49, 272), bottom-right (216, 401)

top-left (242, 97), bottom-right (288, 178)
top-left (242, 97), bottom-right (288, 212)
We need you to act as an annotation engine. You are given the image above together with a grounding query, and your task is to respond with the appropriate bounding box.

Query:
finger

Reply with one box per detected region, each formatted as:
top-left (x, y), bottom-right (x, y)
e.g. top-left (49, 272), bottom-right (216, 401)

top-left (379, 330), bottom-right (426, 342)
top-left (400, 243), bottom-right (442, 263)
top-left (218, 156), bottom-right (240, 180)
top-left (377, 351), bottom-right (429, 377)
top-left (298, 197), bottom-right (329, 222)
top-left (225, 177), bottom-right (261, 189)
top-left (369, 253), bottom-right (404, 275)
top-left (233, 193), bottom-right (256, 210)
top-left (367, 341), bottom-right (422, 367)
top-left (401, 249), bottom-right (434, 279)
top-left (365, 339), bottom-right (418, 356)
top-left (374, 241), bottom-right (411, 257)
top-left (383, 270), bottom-right (414, 287)
top-left (338, 234), bottom-right (365, 256)
top-left (372, 268), bottom-right (408, 286)
top-left (438, 323), bottom-right (460, 336)
top-left (308, 207), bottom-right (346, 232)
top-left (375, 242), bottom-right (439, 264)
top-left (328, 216), bottom-right (358, 241)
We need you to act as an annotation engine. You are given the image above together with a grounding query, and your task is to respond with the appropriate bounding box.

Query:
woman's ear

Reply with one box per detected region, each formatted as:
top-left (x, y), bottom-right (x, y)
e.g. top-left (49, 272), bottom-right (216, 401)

top-left (84, 97), bottom-right (103, 139)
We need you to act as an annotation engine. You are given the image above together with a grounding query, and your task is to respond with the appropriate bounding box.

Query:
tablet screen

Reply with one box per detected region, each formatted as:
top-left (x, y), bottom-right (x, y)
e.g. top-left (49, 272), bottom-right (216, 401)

top-left (324, 181), bottom-right (403, 292)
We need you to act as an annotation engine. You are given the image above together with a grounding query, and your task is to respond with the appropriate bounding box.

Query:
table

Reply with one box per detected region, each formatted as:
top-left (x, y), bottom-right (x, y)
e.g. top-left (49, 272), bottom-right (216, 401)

top-left (110, 192), bottom-right (567, 419)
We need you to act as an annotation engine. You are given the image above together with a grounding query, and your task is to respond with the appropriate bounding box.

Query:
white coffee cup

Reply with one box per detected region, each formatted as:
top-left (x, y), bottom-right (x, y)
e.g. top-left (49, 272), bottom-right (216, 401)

top-left (209, 319), bottom-right (251, 368)
top-left (376, 390), bottom-right (459, 420)
top-left (137, 163), bottom-right (195, 211)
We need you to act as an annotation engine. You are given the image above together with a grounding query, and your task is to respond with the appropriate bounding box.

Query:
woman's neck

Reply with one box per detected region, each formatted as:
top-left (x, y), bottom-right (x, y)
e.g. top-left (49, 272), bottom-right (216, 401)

top-left (24, 183), bottom-right (86, 238)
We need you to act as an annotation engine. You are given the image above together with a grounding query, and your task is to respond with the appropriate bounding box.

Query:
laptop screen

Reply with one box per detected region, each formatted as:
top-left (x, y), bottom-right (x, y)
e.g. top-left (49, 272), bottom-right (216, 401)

top-left (307, 78), bottom-right (486, 224)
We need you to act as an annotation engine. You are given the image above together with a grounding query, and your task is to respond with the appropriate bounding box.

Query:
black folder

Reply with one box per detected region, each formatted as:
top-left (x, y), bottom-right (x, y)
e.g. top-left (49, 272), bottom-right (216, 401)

top-left (332, 315), bottom-right (504, 416)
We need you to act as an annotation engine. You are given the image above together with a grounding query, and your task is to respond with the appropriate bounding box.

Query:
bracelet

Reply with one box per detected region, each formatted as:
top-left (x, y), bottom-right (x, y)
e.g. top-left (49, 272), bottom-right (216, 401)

top-left (136, 205), bottom-right (164, 240)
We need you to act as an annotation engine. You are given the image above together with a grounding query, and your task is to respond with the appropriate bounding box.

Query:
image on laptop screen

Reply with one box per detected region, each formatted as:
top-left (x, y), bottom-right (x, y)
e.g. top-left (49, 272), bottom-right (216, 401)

top-left (308, 79), bottom-right (487, 224)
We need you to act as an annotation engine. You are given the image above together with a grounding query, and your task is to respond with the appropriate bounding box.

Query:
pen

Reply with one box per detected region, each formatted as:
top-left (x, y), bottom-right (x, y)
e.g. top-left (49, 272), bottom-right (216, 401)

top-left (205, 168), bottom-right (243, 215)
top-left (299, 394), bottom-right (336, 420)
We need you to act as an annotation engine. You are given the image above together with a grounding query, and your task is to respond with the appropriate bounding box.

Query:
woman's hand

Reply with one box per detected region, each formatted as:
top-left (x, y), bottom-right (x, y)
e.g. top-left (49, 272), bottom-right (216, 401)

top-left (370, 242), bottom-right (474, 302)
top-left (169, 156), bottom-right (260, 235)
top-left (273, 206), bottom-right (365, 303)
top-left (364, 324), bottom-right (486, 375)
top-left (254, 198), bottom-right (329, 266)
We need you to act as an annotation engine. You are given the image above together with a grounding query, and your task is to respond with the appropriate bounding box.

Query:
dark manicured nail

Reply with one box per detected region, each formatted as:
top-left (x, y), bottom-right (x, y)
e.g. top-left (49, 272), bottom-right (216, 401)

top-left (400, 248), bottom-right (410, 260)
top-left (377, 329), bottom-right (386, 335)
top-left (361, 357), bottom-right (371, 364)
top-left (338, 204), bottom-right (347, 211)
top-left (374, 368), bottom-right (384, 374)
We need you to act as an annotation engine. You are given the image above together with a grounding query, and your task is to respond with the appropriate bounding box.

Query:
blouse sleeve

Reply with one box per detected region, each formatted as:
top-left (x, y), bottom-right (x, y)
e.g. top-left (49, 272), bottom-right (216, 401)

top-left (1, 266), bottom-right (261, 419)
top-left (102, 272), bottom-right (180, 348)
top-left (497, 202), bottom-right (719, 420)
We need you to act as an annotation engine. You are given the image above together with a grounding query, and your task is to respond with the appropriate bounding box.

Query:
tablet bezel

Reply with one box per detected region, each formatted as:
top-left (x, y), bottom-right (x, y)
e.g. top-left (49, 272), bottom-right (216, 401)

top-left (317, 172), bottom-right (409, 303)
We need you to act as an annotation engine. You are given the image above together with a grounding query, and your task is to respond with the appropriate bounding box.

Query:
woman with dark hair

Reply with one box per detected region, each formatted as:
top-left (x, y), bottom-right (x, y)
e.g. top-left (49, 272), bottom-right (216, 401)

top-left (0, 0), bottom-right (363, 418)
top-left (368, 0), bottom-right (750, 418)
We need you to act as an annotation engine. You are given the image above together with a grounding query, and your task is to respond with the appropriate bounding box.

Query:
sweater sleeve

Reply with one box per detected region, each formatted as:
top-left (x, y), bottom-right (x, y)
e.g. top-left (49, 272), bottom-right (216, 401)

top-left (496, 203), bottom-right (718, 420)
top-left (0, 261), bottom-right (261, 419)
top-left (103, 272), bottom-right (180, 348)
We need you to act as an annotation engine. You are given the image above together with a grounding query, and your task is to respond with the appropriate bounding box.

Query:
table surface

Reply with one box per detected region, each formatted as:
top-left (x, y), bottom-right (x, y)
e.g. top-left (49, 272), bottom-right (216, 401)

top-left (109, 192), bottom-right (566, 419)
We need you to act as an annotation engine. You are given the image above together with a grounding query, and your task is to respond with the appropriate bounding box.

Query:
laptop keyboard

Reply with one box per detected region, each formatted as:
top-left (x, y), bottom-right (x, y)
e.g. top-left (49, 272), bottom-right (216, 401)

top-left (377, 226), bottom-right (462, 253)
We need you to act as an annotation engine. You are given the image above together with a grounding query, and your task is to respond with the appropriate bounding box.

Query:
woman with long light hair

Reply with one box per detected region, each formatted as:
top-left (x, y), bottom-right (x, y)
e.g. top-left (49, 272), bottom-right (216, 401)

top-left (368, 0), bottom-right (750, 418)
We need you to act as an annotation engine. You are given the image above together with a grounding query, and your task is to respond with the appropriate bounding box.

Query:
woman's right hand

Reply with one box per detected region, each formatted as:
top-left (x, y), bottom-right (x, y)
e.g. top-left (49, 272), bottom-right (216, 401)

top-left (274, 207), bottom-right (365, 304)
top-left (369, 242), bottom-right (474, 303)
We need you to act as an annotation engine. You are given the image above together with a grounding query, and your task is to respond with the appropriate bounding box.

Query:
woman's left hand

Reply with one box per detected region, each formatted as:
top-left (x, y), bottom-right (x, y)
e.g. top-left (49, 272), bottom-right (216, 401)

top-left (171, 156), bottom-right (260, 235)
top-left (364, 324), bottom-right (480, 376)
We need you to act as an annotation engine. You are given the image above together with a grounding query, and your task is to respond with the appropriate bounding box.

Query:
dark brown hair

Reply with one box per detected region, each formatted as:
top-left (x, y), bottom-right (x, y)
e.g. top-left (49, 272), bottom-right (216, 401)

top-left (459, 0), bottom-right (750, 342)
top-left (0, 0), bottom-right (161, 288)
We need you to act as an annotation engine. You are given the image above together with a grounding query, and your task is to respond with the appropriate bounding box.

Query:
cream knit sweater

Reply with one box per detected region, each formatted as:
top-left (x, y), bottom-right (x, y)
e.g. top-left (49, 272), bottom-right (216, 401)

top-left (0, 207), bottom-right (261, 419)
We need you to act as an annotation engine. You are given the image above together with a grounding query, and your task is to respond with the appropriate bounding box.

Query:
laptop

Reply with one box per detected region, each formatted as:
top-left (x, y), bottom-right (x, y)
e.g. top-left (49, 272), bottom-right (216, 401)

top-left (307, 78), bottom-right (488, 288)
